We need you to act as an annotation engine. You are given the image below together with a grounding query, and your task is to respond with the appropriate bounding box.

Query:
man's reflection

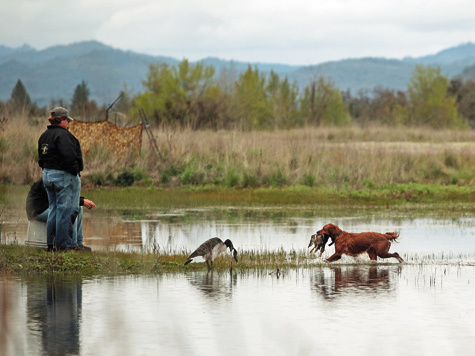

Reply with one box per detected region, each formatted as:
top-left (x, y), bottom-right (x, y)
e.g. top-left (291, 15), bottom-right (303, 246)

top-left (27, 277), bottom-right (82, 356)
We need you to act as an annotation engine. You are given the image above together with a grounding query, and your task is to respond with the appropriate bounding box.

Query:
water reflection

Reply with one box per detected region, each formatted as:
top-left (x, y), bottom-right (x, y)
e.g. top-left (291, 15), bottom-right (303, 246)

top-left (1, 264), bottom-right (474, 355)
top-left (311, 265), bottom-right (401, 300)
top-left (186, 271), bottom-right (237, 300)
top-left (27, 277), bottom-right (82, 356)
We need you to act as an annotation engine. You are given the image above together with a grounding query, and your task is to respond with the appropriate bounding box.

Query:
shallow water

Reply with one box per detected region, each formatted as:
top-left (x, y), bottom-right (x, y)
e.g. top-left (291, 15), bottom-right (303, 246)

top-left (3, 208), bottom-right (475, 263)
top-left (1, 207), bottom-right (475, 355)
top-left (1, 265), bottom-right (474, 356)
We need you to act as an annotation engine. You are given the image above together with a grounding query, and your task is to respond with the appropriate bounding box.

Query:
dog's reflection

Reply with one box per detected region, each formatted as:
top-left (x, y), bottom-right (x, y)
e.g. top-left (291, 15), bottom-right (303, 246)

top-left (311, 265), bottom-right (401, 300)
top-left (26, 276), bottom-right (82, 356)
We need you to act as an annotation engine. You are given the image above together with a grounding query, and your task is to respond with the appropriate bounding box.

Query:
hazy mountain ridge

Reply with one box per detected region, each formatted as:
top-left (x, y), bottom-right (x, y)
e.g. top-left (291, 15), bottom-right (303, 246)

top-left (1, 40), bottom-right (475, 105)
top-left (403, 42), bottom-right (475, 64)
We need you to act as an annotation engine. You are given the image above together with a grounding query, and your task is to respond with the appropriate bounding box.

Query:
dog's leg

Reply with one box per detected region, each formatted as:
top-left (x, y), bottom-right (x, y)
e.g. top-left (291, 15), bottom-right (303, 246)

top-left (326, 253), bottom-right (341, 262)
top-left (378, 252), bottom-right (404, 263)
top-left (367, 248), bottom-right (377, 261)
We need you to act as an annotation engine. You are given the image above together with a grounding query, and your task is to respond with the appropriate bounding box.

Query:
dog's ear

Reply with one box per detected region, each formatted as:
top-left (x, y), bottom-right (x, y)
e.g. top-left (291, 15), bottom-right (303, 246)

top-left (336, 225), bottom-right (342, 234)
top-left (326, 224), bottom-right (336, 236)
top-left (328, 224), bottom-right (342, 238)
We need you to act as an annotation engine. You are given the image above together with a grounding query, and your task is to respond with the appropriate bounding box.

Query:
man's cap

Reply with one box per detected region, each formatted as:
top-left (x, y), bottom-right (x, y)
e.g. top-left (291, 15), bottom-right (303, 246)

top-left (50, 107), bottom-right (74, 121)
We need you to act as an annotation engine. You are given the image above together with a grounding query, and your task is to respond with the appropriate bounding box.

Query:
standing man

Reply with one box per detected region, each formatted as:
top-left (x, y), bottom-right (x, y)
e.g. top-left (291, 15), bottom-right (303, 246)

top-left (38, 107), bottom-right (84, 251)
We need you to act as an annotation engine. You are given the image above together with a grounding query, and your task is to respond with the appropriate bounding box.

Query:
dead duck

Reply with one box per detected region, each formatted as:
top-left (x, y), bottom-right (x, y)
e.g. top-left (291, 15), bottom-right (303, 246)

top-left (308, 232), bottom-right (335, 257)
top-left (184, 237), bottom-right (238, 270)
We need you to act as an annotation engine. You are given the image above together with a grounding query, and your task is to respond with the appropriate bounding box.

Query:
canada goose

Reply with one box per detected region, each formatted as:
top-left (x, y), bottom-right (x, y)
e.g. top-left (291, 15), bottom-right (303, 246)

top-left (184, 237), bottom-right (238, 270)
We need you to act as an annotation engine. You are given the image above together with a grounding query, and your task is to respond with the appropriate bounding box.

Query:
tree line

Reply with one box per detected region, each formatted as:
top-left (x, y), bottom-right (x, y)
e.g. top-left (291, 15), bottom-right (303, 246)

top-left (2, 61), bottom-right (473, 129)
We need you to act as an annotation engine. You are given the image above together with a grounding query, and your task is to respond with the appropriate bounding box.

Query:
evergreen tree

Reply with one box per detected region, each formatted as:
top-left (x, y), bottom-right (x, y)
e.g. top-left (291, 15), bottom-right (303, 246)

top-left (71, 80), bottom-right (90, 109)
top-left (70, 80), bottom-right (99, 120)
top-left (10, 79), bottom-right (31, 107)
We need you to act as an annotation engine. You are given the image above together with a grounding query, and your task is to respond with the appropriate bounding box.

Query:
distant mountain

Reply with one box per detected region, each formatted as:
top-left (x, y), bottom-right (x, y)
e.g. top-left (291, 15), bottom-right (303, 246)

top-left (294, 43), bottom-right (475, 93)
top-left (291, 58), bottom-right (416, 93)
top-left (403, 42), bottom-right (475, 64)
top-left (0, 41), bottom-right (180, 106)
top-left (0, 44), bottom-right (35, 57)
top-left (200, 56), bottom-right (298, 75)
top-left (1, 40), bottom-right (475, 106)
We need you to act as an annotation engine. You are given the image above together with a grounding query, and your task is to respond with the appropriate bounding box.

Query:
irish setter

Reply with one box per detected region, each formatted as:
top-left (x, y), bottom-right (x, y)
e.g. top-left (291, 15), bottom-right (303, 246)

top-left (316, 223), bottom-right (404, 263)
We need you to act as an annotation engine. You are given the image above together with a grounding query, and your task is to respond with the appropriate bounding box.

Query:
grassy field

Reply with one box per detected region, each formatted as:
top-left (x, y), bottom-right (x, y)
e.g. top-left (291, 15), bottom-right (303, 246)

top-left (1, 115), bottom-right (474, 190)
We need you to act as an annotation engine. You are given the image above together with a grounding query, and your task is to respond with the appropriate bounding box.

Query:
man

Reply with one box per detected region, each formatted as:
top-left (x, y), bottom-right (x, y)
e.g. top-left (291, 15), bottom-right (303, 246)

top-left (38, 107), bottom-right (85, 251)
top-left (26, 178), bottom-right (95, 250)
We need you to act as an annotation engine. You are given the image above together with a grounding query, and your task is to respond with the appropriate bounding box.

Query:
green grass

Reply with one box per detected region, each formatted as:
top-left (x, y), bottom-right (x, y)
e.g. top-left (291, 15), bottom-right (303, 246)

top-left (42, 183), bottom-right (475, 212)
top-left (3, 183), bottom-right (473, 213)
top-left (0, 244), bottom-right (316, 277)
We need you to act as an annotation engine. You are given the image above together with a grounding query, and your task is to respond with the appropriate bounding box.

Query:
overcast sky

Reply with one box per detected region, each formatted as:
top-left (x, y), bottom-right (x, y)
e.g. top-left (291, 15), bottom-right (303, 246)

top-left (1, 0), bottom-right (475, 65)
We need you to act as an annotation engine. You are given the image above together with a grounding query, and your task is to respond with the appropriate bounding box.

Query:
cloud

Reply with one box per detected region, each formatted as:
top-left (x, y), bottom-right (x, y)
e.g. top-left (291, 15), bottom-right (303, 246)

top-left (1, 0), bottom-right (475, 65)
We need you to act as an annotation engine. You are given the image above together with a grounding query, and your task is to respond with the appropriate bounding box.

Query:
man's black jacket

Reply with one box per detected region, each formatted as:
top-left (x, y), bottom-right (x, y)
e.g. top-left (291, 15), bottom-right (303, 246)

top-left (38, 125), bottom-right (83, 176)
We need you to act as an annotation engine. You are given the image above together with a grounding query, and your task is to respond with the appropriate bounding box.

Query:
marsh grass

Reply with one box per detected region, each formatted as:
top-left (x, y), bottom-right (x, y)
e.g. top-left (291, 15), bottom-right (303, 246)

top-left (2, 244), bottom-right (473, 277)
top-left (1, 114), bottom-right (474, 189)
top-left (143, 127), bottom-right (475, 189)
top-left (0, 244), bottom-right (319, 276)
top-left (50, 183), bottom-right (475, 211)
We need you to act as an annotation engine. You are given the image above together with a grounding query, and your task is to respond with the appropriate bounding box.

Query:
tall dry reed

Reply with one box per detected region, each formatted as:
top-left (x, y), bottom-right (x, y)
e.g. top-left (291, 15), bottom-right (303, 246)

top-left (2, 115), bottom-right (474, 188)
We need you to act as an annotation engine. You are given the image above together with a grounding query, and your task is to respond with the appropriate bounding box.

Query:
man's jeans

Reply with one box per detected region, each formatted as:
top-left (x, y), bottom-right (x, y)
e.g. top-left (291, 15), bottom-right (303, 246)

top-left (42, 169), bottom-right (80, 248)
top-left (36, 206), bottom-right (84, 246)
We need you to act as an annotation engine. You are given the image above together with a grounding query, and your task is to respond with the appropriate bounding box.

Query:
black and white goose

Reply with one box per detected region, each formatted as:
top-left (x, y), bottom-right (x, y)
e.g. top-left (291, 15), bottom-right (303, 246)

top-left (184, 237), bottom-right (238, 270)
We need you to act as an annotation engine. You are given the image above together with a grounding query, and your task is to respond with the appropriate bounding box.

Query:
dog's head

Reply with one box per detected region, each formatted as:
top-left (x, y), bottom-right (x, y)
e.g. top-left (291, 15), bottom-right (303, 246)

top-left (317, 223), bottom-right (342, 243)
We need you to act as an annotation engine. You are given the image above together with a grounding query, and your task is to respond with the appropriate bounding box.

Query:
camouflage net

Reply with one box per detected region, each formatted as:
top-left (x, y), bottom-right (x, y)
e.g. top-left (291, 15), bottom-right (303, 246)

top-left (69, 120), bottom-right (143, 156)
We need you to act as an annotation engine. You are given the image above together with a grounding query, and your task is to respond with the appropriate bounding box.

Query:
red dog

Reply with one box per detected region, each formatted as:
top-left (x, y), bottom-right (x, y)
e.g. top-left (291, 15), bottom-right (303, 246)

top-left (316, 223), bottom-right (404, 263)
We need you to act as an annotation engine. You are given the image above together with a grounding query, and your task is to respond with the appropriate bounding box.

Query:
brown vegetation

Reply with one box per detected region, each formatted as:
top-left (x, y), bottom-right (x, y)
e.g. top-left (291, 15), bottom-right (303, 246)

top-left (1, 113), bottom-right (474, 190)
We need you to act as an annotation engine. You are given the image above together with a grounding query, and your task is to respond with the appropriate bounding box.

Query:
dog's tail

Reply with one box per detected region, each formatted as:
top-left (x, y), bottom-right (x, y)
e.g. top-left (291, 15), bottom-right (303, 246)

top-left (384, 231), bottom-right (400, 242)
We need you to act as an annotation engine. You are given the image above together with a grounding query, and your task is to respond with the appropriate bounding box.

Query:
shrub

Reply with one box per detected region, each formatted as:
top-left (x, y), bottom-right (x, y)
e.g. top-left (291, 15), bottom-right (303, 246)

top-left (89, 173), bottom-right (106, 186)
top-left (302, 174), bottom-right (316, 187)
top-left (116, 169), bottom-right (135, 186)
top-left (363, 179), bottom-right (375, 189)
top-left (444, 152), bottom-right (459, 169)
top-left (160, 165), bottom-right (181, 184)
top-left (269, 169), bottom-right (288, 187)
top-left (241, 172), bottom-right (259, 188)
top-left (180, 163), bottom-right (204, 185)
top-left (225, 169), bottom-right (239, 188)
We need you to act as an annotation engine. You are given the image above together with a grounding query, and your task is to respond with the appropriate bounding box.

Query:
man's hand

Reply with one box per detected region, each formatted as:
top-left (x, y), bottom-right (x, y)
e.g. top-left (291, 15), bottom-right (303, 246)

top-left (83, 199), bottom-right (96, 210)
